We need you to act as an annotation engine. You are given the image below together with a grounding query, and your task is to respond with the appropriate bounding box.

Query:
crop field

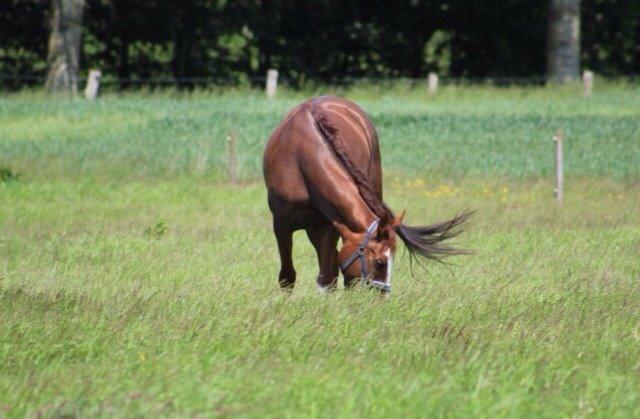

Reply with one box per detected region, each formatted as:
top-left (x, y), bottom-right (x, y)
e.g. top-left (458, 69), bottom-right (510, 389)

top-left (1, 84), bottom-right (639, 417)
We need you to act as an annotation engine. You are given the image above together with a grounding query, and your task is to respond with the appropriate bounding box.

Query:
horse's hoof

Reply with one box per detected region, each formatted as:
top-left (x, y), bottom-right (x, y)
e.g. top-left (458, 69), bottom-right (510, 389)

top-left (280, 285), bottom-right (294, 294)
top-left (317, 284), bottom-right (335, 294)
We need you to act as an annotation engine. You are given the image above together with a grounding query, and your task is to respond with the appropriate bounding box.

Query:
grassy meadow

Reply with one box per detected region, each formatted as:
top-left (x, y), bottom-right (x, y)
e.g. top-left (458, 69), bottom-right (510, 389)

top-left (1, 83), bottom-right (639, 417)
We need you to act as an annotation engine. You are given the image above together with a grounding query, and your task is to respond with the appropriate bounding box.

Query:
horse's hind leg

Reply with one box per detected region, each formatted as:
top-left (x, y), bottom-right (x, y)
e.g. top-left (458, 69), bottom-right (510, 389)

top-left (306, 225), bottom-right (339, 292)
top-left (273, 219), bottom-right (296, 291)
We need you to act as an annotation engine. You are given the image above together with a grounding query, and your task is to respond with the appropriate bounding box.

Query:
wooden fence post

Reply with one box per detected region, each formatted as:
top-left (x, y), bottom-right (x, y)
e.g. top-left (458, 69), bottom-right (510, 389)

top-left (582, 70), bottom-right (593, 97)
top-left (266, 69), bottom-right (278, 98)
top-left (227, 131), bottom-right (238, 184)
top-left (427, 72), bottom-right (438, 95)
top-left (84, 69), bottom-right (101, 100)
top-left (553, 130), bottom-right (564, 203)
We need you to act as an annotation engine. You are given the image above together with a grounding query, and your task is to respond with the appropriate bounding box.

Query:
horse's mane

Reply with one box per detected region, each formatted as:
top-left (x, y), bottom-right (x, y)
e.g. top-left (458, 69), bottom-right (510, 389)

top-left (310, 107), bottom-right (393, 226)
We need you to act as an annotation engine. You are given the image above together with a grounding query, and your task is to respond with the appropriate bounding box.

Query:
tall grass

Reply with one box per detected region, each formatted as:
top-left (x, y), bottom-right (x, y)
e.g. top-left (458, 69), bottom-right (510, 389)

top-left (1, 83), bottom-right (639, 181)
top-left (1, 178), bottom-right (639, 416)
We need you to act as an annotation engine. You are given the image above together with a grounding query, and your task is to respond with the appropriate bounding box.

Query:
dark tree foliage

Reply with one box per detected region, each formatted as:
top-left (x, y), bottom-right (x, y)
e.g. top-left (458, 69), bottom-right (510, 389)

top-left (0, 0), bottom-right (50, 88)
top-left (0, 0), bottom-right (637, 89)
top-left (582, 0), bottom-right (640, 75)
top-left (447, 0), bottom-right (548, 79)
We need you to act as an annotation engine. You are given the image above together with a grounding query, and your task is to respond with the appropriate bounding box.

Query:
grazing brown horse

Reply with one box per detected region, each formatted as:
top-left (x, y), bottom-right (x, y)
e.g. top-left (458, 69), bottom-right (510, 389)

top-left (263, 96), bottom-right (470, 293)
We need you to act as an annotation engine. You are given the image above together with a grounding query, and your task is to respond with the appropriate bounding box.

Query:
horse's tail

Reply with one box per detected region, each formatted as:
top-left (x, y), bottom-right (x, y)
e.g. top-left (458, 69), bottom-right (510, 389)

top-left (395, 211), bottom-right (474, 262)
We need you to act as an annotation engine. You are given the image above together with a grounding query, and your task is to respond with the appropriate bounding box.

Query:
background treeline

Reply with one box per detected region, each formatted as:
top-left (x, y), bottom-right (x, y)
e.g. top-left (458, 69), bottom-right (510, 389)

top-left (1, 0), bottom-right (639, 89)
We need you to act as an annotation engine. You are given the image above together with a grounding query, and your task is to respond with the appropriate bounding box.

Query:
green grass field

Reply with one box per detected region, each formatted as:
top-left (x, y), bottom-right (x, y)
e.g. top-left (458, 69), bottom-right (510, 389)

top-left (1, 84), bottom-right (639, 417)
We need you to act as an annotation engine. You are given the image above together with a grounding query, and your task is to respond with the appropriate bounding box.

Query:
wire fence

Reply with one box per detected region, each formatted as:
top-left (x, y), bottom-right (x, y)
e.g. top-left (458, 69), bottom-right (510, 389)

top-left (1, 71), bottom-right (638, 91)
top-left (0, 73), bottom-right (268, 86)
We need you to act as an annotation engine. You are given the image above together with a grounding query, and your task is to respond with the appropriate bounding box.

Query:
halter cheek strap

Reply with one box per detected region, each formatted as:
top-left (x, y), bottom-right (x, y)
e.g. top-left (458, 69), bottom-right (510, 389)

top-left (339, 219), bottom-right (391, 293)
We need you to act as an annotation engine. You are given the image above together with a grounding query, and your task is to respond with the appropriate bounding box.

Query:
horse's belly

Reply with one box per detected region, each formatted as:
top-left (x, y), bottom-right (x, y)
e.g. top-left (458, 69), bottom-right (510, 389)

top-left (267, 190), bottom-right (327, 230)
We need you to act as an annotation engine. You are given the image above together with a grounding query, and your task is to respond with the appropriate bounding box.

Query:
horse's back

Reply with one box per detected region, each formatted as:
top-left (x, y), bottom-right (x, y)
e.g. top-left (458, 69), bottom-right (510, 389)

top-left (307, 96), bottom-right (382, 197)
top-left (309, 96), bottom-right (379, 156)
top-left (263, 96), bottom-right (383, 218)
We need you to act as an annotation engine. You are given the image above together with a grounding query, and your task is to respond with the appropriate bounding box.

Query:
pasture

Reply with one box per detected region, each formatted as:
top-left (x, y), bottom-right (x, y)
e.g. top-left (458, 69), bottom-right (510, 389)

top-left (1, 84), bottom-right (639, 417)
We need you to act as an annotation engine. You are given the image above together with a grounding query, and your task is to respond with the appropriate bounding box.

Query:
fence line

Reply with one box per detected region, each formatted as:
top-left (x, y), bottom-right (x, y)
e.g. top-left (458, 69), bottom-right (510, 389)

top-left (0, 73), bottom-right (269, 85)
top-left (2, 72), bottom-right (639, 89)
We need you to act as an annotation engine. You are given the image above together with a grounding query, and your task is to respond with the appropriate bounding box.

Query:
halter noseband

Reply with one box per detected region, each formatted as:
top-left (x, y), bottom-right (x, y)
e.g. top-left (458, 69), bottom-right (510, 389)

top-left (339, 219), bottom-right (391, 293)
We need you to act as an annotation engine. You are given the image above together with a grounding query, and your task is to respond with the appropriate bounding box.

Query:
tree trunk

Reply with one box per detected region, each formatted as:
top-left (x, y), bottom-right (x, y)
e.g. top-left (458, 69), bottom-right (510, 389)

top-left (45, 0), bottom-right (84, 94)
top-left (546, 0), bottom-right (581, 82)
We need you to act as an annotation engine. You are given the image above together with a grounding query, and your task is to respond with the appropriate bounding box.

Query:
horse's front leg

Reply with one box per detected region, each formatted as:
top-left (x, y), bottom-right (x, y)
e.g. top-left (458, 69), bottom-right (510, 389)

top-left (273, 219), bottom-right (296, 291)
top-left (306, 225), bottom-right (340, 292)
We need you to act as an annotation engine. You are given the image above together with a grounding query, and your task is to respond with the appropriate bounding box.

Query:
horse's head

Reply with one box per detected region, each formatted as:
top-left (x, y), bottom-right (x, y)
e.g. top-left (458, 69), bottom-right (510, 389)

top-left (338, 212), bottom-right (405, 292)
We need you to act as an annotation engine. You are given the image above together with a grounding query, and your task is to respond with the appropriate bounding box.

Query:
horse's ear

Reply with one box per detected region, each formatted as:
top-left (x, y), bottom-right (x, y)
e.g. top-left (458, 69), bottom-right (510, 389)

top-left (392, 210), bottom-right (406, 229)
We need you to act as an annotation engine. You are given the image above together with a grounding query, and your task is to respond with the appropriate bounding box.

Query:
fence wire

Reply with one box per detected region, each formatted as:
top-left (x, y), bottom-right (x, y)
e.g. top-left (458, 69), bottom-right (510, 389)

top-left (1, 72), bottom-right (638, 90)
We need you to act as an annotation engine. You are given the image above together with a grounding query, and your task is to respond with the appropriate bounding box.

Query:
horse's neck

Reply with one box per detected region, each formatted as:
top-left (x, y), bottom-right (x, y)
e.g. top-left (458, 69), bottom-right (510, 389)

top-left (307, 178), bottom-right (377, 238)
top-left (299, 164), bottom-right (373, 235)
top-left (331, 205), bottom-right (377, 241)
top-left (296, 107), bottom-right (377, 237)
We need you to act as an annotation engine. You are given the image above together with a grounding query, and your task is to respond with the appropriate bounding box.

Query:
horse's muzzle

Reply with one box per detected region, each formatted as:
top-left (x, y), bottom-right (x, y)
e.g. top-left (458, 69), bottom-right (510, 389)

top-left (365, 279), bottom-right (391, 293)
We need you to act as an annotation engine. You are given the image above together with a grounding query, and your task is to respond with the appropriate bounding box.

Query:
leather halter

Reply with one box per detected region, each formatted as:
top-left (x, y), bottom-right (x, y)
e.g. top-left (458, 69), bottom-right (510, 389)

top-left (339, 219), bottom-right (391, 293)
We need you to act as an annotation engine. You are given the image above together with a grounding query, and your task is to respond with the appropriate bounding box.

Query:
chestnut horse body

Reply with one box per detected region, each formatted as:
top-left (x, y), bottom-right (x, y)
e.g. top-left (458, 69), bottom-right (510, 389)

top-left (263, 96), bottom-right (469, 292)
